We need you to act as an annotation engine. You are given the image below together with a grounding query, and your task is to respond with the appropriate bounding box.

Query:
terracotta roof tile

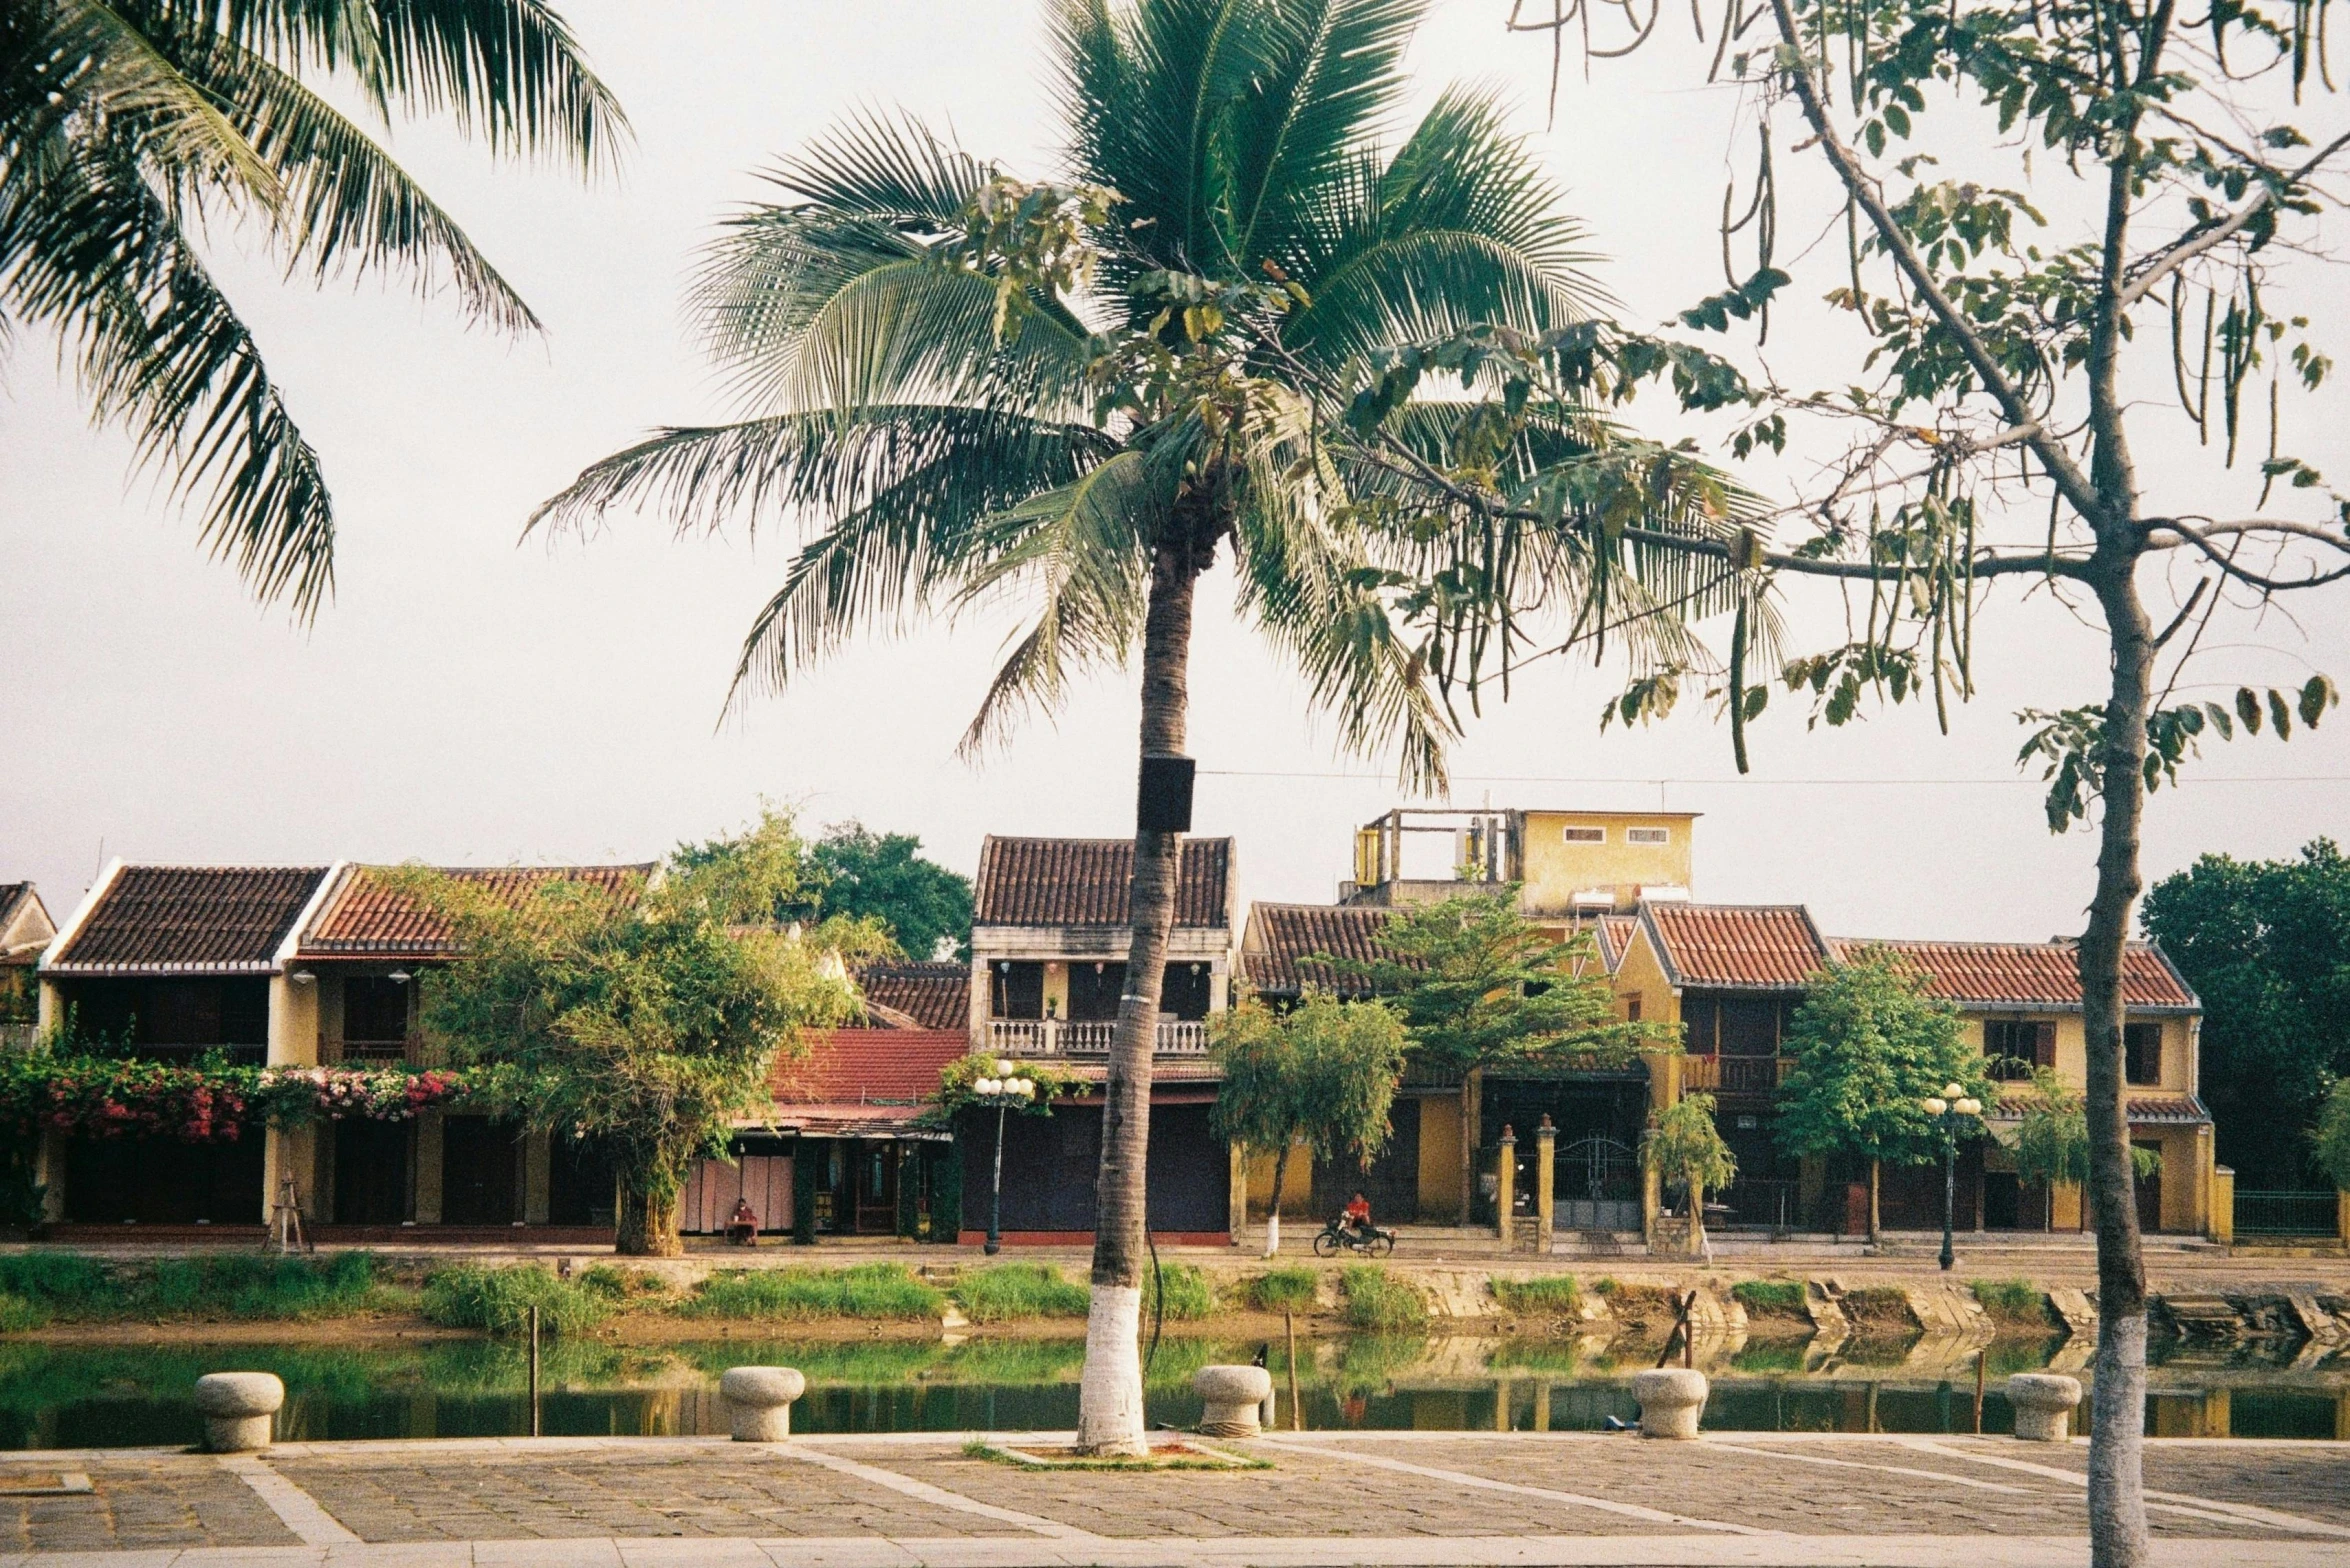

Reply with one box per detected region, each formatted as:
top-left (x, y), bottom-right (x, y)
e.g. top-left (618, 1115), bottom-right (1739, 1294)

top-left (1830, 938), bottom-right (2198, 1011)
top-left (772, 1028), bottom-right (968, 1106)
top-left (1240, 902), bottom-right (1396, 996)
top-left (1991, 1090), bottom-right (2210, 1125)
top-left (48, 867), bottom-right (329, 974)
top-left (300, 864), bottom-right (651, 958)
top-left (856, 962), bottom-right (970, 1031)
top-left (974, 837), bottom-right (1231, 928)
top-left (1642, 903), bottom-right (1828, 991)
top-left (1592, 914), bottom-right (1639, 972)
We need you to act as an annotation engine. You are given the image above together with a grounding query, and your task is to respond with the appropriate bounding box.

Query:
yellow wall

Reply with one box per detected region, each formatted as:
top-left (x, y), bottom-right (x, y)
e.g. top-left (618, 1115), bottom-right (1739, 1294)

top-left (1243, 1143), bottom-right (1321, 1219)
top-left (1418, 1097), bottom-right (1463, 1221)
top-left (1518, 812), bottom-right (1694, 915)
top-left (1610, 924), bottom-right (1683, 1114)
top-left (1959, 1013), bottom-right (2194, 1093)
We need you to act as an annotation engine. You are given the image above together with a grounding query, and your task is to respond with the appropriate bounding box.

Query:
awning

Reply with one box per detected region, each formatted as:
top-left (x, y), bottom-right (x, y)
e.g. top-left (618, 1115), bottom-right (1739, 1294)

top-left (741, 1102), bottom-right (952, 1142)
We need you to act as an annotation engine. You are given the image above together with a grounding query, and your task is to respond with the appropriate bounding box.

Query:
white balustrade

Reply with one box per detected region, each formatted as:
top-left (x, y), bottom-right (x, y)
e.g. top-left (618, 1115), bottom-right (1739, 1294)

top-left (982, 1018), bottom-right (1210, 1057)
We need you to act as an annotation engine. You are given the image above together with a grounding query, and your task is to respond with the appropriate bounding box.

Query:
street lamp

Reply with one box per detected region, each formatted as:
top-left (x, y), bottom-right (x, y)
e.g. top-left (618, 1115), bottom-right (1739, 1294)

top-left (1920, 1081), bottom-right (1984, 1271)
top-left (973, 1062), bottom-right (1037, 1256)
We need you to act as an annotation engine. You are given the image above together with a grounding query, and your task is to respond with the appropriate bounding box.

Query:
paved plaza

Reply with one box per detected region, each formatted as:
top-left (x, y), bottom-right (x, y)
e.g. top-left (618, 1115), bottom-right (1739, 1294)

top-left (0, 1430), bottom-right (2346, 1566)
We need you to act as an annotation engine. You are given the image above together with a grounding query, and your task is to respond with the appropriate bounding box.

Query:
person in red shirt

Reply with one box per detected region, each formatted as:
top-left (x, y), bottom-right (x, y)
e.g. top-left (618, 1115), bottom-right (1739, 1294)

top-left (1343, 1191), bottom-right (1372, 1235)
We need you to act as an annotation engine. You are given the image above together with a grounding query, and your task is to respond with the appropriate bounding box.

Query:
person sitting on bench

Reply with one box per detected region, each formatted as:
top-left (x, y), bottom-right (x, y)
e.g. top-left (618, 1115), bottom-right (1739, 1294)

top-left (726, 1197), bottom-right (760, 1245)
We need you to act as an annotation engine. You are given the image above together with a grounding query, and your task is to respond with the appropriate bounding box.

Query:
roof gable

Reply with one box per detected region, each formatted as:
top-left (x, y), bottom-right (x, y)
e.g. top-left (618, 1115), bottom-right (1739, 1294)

top-left (1830, 937), bottom-right (2198, 1011)
top-left (974, 837), bottom-right (1231, 929)
top-left (49, 866), bottom-right (330, 975)
top-left (299, 864), bottom-right (652, 958)
top-left (1643, 903), bottom-right (1828, 991)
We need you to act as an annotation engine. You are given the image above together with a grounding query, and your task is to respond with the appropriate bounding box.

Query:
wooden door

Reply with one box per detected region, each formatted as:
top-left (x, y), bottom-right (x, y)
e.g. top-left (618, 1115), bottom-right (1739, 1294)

top-left (334, 1119), bottom-right (409, 1224)
top-left (853, 1142), bottom-right (897, 1233)
top-left (442, 1117), bottom-right (518, 1226)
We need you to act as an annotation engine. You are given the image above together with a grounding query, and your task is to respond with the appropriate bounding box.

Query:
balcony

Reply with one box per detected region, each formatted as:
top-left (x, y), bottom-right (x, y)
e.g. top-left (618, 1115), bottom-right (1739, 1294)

top-left (984, 1018), bottom-right (1211, 1057)
top-left (1681, 1055), bottom-right (1789, 1095)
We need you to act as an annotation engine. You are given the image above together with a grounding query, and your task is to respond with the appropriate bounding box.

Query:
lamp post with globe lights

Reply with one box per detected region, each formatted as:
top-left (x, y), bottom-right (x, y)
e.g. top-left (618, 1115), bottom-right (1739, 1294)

top-left (973, 1061), bottom-right (1037, 1256)
top-left (1920, 1083), bottom-right (1984, 1271)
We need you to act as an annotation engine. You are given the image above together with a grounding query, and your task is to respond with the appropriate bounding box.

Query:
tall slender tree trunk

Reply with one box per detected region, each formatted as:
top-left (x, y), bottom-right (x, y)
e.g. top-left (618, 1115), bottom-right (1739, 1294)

top-left (2081, 553), bottom-right (2155, 1566)
top-left (1075, 529), bottom-right (1205, 1456)
top-left (1867, 1158), bottom-right (1881, 1245)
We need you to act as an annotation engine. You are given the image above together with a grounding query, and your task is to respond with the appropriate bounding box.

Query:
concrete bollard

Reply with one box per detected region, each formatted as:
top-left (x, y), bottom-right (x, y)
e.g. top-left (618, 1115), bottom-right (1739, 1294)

top-left (1195, 1365), bottom-right (1275, 1438)
top-left (193, 1373), bottom-right (284, 1453)
top-left (720, 1367), bottom-right (807, 1442)
top-left (2005, 1373), bottom-right (2083, 1442)
top-left (1629, 1368), bottom-right (1709, 1440)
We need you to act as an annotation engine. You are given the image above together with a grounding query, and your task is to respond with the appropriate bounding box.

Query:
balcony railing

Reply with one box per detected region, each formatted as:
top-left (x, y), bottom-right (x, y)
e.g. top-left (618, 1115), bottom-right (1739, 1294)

top-left (1681, 1055), bottom-right (1788, 1094)
top-left (984, 1018), bottom-right (1211, 1057)
top-left (1983, 1053), bottom-right (2040, 1082)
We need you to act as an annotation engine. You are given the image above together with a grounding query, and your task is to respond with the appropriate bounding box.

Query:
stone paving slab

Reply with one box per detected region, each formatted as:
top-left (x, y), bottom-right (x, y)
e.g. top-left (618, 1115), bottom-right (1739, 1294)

top-left (0, 1458), bottom-right (294, 1555)
top-left (0, 1433), bottom-right (2346, 1563)
top-left (267, 1451), bottom-right (1021, 1544)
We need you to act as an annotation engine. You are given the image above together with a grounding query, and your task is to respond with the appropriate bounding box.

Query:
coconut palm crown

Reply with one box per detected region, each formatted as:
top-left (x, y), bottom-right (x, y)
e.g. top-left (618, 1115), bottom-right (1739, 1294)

top-left (534, 0), bottom-right (1706, 1454)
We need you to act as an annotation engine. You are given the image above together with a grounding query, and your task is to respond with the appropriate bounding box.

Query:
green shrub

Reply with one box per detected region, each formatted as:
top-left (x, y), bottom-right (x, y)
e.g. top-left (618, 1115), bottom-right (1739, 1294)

top-left (0, 1292), bottom-right (46, 1332)
top-left (1730, 1280), bottom-right (1808, 1319)
top-left (1141, 1263), bottom-right (1213, 1322)
top-left (421, 1264), bottom-right (607, 1336)
top-left (953, 1263), bottom-right (1090, 1322)
top-left (1970, 1278), bottom-right (2052, 1326)
top-left (1491, 1274), bottom-right (1581, 1315)
top-left (577, 1265), bottom-right (675, 1302)
top-left (1590, 1276), bottom-right (1620, 1296)
top-left (1250, 1267), bottom-right (1319, 1313)
top-left (144, 1252), bottom-right (381, 1320)
top-left (683, 1264), bottom-right (945, 1321)
top-left (1337, 1264), bottom-right (1426, 1331)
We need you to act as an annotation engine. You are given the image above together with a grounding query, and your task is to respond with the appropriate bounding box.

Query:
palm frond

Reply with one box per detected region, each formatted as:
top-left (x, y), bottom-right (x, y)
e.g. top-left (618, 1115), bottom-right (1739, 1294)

top-left (173, 31), bottom-right (538, 333)
top-left (1282, 85), bottom-right (1602, 366)
top-left (203, 0), bottom-right (631, 173)
top-left (951, 449), bottom-right (1167, 755)
top-left (2, 134), bottom-right (333, 614)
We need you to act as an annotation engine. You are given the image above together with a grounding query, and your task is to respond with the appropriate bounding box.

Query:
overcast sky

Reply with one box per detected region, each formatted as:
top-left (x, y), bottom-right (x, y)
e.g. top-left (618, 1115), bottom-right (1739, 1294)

top-left (4, 1), bottom-right (2345, 944)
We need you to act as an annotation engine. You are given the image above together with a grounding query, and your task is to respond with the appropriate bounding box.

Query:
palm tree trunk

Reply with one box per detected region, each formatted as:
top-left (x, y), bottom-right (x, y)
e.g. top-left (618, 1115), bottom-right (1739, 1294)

top-left (1075, 536), bottom-right (1202, 1456)
top-left (2081, 553), bottom-right (2156, 1567)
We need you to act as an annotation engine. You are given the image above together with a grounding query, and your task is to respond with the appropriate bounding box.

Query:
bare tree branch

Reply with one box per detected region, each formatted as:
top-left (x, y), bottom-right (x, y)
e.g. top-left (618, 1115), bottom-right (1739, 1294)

top-left (2117, 130), bottom-right (2350, 309)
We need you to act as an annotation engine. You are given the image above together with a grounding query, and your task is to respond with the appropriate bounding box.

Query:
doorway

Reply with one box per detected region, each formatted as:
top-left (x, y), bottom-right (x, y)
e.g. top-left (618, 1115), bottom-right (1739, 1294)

top-left (854, 1142), bottom-right (898, 1233)
top-left (2134, 1141), bottom-right (2164, 1233)
top-left (441, 1117), bottom-right (518, 1226)
top-left (333, 1120), bottom-right (409, 1224)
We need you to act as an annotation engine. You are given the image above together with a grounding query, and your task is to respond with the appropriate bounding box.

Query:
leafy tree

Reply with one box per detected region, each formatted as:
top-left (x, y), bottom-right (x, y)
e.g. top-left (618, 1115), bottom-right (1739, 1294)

top-left (1209, 993), bottom-right (1409, 1255)
top-left (1642, 1093), bottom-right (1737, 1257)
top-left (810, 825), bottom-right (974, 962)
top-left (399, 812), bottom-right (858, 1256)
top-left (1, 0), bottom-right (625, 615)
top-left (2315, 1079), bottom-right (2350, 1191)
top-left (531, 0), bottom-right (1710, 1455)
top-left (1776, 951), bottom-right (1990, 1243)
top-left (2012, 1069), bottom-right (2162, 1230)
top-left (674, 817), bottom-right (974, 962)
top-left (1325, 888), bottom-right (1667, 1221)
top-left (2142, 840), bottom-right (2350, 1187)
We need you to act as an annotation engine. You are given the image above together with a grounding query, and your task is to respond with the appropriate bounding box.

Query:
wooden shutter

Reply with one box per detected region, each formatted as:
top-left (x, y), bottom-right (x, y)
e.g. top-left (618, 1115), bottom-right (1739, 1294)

top-left (2033, 1022), bottom-right (2056, 1068)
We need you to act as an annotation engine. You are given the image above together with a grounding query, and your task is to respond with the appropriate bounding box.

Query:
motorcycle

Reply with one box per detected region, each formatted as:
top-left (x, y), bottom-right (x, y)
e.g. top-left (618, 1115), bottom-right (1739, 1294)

top-left (1312, 1215), bottom-right (1395, 1257)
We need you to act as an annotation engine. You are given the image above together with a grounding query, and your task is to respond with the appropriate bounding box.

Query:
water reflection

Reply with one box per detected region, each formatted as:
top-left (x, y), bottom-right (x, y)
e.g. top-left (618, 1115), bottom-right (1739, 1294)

top-left (0, 1331), bottom-right (2341, 1450)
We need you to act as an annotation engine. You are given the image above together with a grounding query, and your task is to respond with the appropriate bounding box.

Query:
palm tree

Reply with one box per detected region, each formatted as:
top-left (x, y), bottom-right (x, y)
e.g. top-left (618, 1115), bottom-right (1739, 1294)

top-left (535, 0), bottom-right (1706, 1454)
top-left (0, 0), bottom-right (626, 617)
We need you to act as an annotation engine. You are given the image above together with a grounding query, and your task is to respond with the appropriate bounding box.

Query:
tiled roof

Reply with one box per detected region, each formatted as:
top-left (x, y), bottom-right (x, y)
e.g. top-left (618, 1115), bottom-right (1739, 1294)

top-left (300, 864), bottom-right (651, 958)
top-left (1641, 903), bottom-right (1828, 991)
top-left (856, 962), bottom-right (970, 1032)
top-left (1829, 938), bottom-right (2199, 1011)
top-left (974, 837), bottom-right (1232, 929)
top-left (1990, 1091), bottom-right (2210, 1126)
top-left (771, 1028), bottom-right (969, 1107)
top-left (48, 867), bottom-right (329, 974)
top-left (1240, 902), bottom-right (1397, 996)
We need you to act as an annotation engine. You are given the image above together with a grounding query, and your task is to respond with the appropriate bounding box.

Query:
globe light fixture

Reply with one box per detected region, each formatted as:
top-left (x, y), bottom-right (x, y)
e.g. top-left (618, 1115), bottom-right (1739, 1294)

top-left (1923, 1084), bottom-right (1986, 1271)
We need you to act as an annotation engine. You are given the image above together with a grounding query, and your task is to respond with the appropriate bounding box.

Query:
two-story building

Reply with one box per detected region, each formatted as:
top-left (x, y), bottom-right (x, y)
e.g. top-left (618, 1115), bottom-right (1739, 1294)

top-left (958, 836), bottom-right (1239, 1244)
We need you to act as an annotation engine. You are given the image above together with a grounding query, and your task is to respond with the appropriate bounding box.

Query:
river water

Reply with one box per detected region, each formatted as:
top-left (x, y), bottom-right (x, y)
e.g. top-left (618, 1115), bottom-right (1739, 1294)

top-left (2, 1332), bottom-right (2342, 1449)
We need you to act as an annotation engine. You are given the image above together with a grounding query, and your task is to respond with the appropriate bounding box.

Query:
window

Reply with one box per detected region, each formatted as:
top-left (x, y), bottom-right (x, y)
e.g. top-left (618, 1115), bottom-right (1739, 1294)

top-left (2125, 1023), bottom-right (2163, 1085)
top-left (989, 961), bottom-right (1043, 1020)
top-left (1160, 962), bottom-right (1212, 1021)
top-left (1066, 962), bottom-right (1125, 1022)
top-left (1561, 825), bottom-right (1606, 843)
top-left (343, 977), bottom-right (410, 1044)
top-left (1624, 994), bottom-right (1643, 1022)
top-left (1627, 827), bottom-right (1671, 845)
top-left (1984, 1019), bottom-right (2054, 1079)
